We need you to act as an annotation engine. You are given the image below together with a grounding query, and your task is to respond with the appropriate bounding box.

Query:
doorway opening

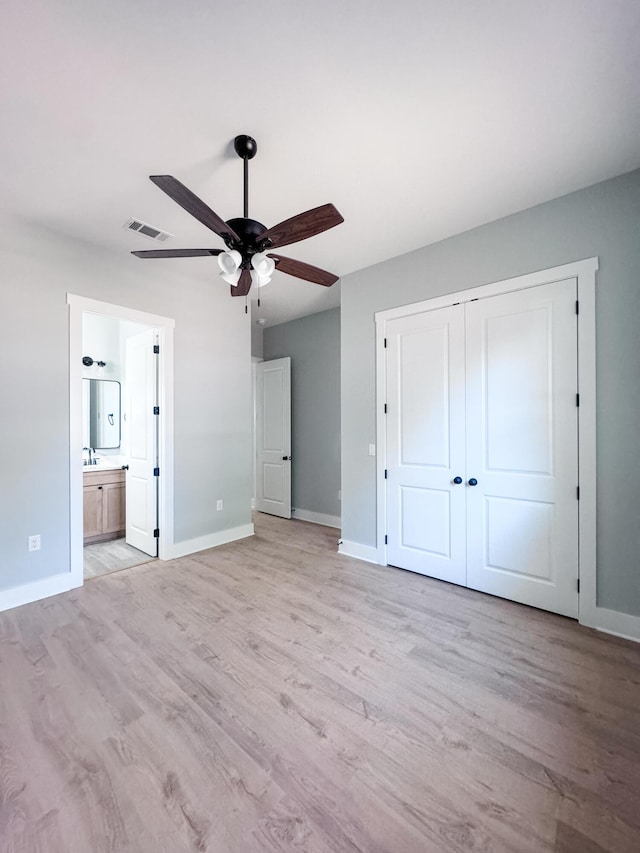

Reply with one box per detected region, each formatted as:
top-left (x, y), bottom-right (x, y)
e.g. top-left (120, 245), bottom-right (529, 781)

top-left (68, 295), bottom-right (175, 589)
top-left (81, 314), bottom-right (158, 579)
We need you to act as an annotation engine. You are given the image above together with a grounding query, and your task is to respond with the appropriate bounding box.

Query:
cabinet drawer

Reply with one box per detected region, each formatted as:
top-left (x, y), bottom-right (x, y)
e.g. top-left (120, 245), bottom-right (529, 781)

top-left (83, 469), bottom-right (125, 487)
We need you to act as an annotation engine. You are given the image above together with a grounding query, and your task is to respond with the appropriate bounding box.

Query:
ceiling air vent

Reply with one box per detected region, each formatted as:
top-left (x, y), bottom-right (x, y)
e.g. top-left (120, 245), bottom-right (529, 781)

top-left (124, 218), bottom-right (173, 242)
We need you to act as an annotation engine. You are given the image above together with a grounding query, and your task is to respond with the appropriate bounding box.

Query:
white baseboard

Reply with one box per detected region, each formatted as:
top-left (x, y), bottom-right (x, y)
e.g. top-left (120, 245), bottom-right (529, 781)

top-left (292, 508), bottom-right (341, 529)
top-left (593, 606), bottom-right (640, 644)
top-left (338, 539), bottom-right (380, 564)
top-left (0, 572), bottom-right (81, 614)
top-left (165, 523), bottom-right (255, 560)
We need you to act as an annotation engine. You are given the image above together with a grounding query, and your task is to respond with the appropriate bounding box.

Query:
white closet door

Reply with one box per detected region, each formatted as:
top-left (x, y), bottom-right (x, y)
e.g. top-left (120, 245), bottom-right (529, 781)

top-left (256, 357), bottom-right (292, 519)
top-left (465, 278), bottom-right (579, 617)
top-left (386, 306), bottom-right (467, 584)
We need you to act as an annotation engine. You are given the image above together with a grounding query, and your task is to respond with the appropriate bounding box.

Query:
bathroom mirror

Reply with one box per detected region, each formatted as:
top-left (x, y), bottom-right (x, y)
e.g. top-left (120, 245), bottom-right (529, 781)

top-left (83, 379), bottom-right (121, 449)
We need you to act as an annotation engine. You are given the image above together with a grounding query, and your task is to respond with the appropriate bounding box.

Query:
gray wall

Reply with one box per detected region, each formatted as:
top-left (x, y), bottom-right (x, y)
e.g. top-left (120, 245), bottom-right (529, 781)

top-left (251, 320), bottom-right (264, 359)
top-left (0, 220), bottom-right (252, 592)
top-left (264, 308), bottom-right (341, 521)
top-left (340, 168), bottom-right (640, 617)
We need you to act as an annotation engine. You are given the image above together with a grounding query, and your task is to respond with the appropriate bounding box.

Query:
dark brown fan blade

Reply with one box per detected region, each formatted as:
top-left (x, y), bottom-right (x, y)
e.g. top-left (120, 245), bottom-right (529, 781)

top-left (269, 254), bottom-right (339, 287)
top-left (258, 203), bottom-right (343, 250)
top-left (149, 175), bottom-right (241, 243)
top-left (231, 268), bottom-right (252, 297)
top-left (132, 248), bottom-right (223, 259)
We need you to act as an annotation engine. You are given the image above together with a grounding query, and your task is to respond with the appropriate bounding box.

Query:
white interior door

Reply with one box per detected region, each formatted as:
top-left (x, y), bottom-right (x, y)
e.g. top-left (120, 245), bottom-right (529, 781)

top-left (465, 278), bottom-right (579, 617)
top-left (386, 306), bottom-right (467, 584)
top-left (256, 357), bottom-right (291, 518)
top-left (124, 328), bottom-right (158, 556)
top-left (385, 278), bottom-right (579, 618)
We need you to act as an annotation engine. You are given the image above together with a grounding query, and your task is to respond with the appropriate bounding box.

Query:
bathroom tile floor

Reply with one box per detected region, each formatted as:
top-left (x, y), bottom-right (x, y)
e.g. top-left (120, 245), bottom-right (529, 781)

top-left (83, 538), bottom-right (155, 580)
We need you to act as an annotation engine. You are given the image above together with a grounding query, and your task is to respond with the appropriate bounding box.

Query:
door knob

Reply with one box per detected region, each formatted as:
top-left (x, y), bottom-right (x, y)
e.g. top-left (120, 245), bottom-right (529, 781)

top-left (453, 476), bottom-right (463, 484)
top-left (282, 455), bottom-right (292, 461)
top-left (468, 478), bottom-right (478, 486)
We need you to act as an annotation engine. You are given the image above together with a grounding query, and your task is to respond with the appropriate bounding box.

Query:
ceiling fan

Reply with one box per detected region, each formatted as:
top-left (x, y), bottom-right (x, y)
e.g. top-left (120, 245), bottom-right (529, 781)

top-left (132, 134), bottom-right (344, 299)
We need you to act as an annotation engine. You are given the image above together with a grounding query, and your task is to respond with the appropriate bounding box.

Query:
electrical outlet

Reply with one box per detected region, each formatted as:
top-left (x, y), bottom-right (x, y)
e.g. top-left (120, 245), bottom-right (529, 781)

top-left (28, 534), bottom-right (41, 552)
top-left (216, 499), bottom-right (223, 511)
top-left (368, 444), bottom-right (376, 456)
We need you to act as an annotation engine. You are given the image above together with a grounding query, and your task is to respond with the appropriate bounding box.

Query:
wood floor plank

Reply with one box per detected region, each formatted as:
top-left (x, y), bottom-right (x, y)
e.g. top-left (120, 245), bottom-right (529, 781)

top-left (1, 512), bottom-right (640, 852)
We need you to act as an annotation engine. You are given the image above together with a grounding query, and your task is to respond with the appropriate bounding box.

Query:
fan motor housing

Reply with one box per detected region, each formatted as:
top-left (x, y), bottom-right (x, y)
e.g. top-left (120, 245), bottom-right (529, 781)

top-left (226, 217), bottom-right (268, 255)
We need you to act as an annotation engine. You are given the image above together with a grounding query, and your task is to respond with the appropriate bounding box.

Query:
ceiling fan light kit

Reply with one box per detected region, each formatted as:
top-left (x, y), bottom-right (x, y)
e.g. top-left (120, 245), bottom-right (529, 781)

top-left (217, 249), bottom-right (242, 286)
top-left (131, 134), bottom-right (343, 303)
top-left (250, 252), bottom-right (275, 288)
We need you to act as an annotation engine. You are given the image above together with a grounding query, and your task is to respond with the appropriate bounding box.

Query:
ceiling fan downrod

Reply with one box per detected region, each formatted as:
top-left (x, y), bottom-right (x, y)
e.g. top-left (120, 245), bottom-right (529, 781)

top-left (233, 134), bottom-right (257, 220)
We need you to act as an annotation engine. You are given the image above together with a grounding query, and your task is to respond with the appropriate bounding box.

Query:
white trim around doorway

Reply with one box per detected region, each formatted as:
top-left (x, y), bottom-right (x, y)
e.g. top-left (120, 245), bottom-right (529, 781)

top-left (68, 294), bottom-right (176, 592)
top-left (374, 258), bottom-right (600, 633)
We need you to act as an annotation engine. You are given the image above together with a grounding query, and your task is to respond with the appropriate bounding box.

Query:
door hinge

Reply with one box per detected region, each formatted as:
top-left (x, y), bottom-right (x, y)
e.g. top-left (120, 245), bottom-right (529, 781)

top-left (575, 300), bottom-right (579, 315)
top-left (153, 344), bottom-right (160, 354)
top-left (153, 528), bottom-right (160, 538)
top-left (576, 393), bottom-right (580, 407)
top-left (384, 403), bottom-right (387, 414)
top-left (577, 486), bottom-right (580, 500)
top-left (153, 467), bottom-right (160, 477)
top-left (384, 534), bottom-right (388, 545)
top-left (153, 406), bottom-right (160, 415)
top-left (577, 578), bottom-right (580, 593)
top-left (384, 337), bottom-right (387, 348)
top-left (384, 469), bottom-right (388, 479)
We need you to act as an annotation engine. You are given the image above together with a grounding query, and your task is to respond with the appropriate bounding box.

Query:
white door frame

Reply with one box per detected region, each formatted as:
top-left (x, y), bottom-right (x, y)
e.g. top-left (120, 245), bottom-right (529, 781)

top-left (375, 258), bottom-right (598, 630)
top-left (68, 294), bottom-right (175, 589)
top-left (251, 356), bottom-right (264, 510)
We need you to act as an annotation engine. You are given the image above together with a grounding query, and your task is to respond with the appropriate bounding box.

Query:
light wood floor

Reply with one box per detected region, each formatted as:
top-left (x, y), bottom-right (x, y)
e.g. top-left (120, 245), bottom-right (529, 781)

top-left (84, 538), bottom-right (156, 580)
top-left (1, 513), bottom-right (639, 853)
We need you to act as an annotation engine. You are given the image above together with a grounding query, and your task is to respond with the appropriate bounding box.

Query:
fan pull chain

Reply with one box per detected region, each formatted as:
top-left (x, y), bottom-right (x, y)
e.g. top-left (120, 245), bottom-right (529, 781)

top-left (245, 295), bottom-right (248, 314)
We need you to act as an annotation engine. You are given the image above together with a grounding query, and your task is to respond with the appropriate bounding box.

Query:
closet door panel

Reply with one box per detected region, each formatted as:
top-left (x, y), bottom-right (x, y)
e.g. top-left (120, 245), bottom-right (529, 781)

top-left (465, 278), bottom-right (579, 617)
top-left (386, 305), bottom-right (466, 584)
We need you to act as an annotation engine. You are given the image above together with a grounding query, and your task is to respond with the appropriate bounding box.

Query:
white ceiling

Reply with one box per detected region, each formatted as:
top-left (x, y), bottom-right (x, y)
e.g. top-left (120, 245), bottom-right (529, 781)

top-left (1, 0), bottom-right (639, 326)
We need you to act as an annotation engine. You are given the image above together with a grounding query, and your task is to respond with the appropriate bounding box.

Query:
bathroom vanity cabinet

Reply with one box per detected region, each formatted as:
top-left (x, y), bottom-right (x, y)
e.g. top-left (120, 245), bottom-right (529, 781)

top-left (83, 468), bottom-right (125, 544)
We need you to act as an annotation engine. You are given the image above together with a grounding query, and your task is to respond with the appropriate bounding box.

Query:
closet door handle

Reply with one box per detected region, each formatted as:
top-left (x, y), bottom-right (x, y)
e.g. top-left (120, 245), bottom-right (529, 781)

top-left (468, 478), bottom-right (478, 486)
top-left (452, 476), bottom-right (463, 484)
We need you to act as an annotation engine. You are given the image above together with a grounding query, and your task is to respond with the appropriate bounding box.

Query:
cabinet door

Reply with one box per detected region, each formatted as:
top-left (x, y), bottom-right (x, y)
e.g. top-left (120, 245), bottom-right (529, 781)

top-left (83, 486), bottom-right (103, 539)
top-left (102, 483), bottom-right (125, 535)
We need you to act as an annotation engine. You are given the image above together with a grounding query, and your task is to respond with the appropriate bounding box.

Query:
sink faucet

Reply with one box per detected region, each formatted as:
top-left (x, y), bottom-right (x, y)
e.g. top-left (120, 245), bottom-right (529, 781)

top-left (83, 447), bottom-right (95, 465)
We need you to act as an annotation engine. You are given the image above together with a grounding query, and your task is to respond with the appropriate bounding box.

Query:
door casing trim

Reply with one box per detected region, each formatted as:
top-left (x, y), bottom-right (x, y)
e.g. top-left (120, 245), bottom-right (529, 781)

top-left (374, 257), bottom-right (598, 629)
top-left (68, 294), bottom-right (175, 591)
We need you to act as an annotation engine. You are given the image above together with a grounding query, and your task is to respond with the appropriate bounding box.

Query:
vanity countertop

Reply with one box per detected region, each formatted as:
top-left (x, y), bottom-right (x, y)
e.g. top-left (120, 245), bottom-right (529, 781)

top-left (83, 460), bottom-right (126, 472)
